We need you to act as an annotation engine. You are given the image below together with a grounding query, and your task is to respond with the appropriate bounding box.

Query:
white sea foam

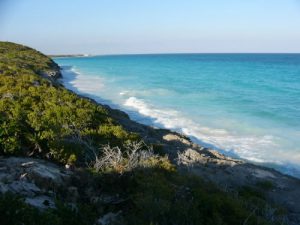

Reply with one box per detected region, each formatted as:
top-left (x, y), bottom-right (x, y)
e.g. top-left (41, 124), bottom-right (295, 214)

top-left (119, 88), bottom-right (175, 98)
top-left (61, 66), bottom-right (105, 95)
top-left (124, 96), bottom-right (296, 165)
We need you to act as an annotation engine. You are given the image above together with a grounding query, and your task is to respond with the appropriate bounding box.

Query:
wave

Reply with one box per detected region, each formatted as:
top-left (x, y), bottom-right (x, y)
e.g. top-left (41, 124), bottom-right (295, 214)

top-left (123, 96), bottom-right (300, 177)
top-left (120, 88), bottom-right (176, 98)
top-left (124, 96), bottom-right (277, 162)
top-left (61, 66), bottom-right (104, 94)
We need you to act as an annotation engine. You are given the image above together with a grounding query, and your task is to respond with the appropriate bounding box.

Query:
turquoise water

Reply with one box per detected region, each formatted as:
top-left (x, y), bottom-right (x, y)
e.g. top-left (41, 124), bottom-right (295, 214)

top-left (54, 54), bottom-right (300, 177)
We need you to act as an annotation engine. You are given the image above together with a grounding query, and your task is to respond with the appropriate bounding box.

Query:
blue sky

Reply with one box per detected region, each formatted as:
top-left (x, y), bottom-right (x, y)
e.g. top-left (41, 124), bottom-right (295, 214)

top-left (1, 0), bottom-right (300, 54)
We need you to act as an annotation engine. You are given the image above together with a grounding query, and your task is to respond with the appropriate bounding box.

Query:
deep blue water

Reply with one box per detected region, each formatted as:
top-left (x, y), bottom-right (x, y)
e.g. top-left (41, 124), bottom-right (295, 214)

top-left (54, 54), bottom-right (300, 177)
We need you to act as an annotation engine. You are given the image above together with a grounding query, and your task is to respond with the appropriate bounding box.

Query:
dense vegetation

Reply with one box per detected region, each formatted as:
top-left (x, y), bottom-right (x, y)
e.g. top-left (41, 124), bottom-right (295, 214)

top-left (0, 42), bottom-right (138, 164)
top-left (0, 42), bottom-right (286, 225)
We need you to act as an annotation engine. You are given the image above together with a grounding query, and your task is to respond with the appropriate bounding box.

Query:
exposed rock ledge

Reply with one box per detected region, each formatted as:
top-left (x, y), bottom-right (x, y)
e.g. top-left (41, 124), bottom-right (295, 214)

top-left (0, 157), bottom-right (73, 209)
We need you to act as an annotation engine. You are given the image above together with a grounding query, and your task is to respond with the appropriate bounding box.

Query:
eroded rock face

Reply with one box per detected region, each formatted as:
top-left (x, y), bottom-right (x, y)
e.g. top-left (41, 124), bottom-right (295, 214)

top-left (163, 133), bottom-right (191, 146)
top-left (0, 156), bottom-right (127, 216)
top-left (0, 157), bottom-right (72, 209)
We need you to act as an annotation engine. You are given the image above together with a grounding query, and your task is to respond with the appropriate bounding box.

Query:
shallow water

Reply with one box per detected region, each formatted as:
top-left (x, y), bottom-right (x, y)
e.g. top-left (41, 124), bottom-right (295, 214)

top-left (54, 54), bottom-right (300, 177)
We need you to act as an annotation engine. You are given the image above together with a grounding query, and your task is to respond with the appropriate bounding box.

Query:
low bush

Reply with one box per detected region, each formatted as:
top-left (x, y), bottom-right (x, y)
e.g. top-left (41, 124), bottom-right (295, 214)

top-left (93, 141), bottom-right (174, 174)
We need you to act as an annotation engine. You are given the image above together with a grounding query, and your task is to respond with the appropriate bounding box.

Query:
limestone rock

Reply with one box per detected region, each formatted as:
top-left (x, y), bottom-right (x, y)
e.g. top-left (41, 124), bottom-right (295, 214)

top-left (25, 195), bottom-right (55, 209)
top-left (177, 148), bottom-right (205, 165)
top-left (96, 211), bottom-right (122, 225)
top-left (0, 157), bottom-right (73, 209)
top-left (163, 133), bottom-right (191, 146)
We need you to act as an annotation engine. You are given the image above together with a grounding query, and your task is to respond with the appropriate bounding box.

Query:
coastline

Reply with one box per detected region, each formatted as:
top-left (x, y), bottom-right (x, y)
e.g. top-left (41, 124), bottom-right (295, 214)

top-left (58, 66), bottom-right (300, 223)
top-left (55, 58), bottom-right (300, 178)
top-left (49, 54), bottom-right (91, 58)
top-left (59, 66), bottom-right (300, 175)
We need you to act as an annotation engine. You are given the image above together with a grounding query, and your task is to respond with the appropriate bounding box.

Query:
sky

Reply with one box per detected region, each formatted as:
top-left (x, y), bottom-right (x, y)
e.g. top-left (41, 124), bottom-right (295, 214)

top-left (1, 0), bottom-right (300, 54)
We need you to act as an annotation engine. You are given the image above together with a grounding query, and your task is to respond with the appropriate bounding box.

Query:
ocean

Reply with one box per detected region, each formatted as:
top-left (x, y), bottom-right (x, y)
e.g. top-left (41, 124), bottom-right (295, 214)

top-left (54, 54), bottom-right (300, 177)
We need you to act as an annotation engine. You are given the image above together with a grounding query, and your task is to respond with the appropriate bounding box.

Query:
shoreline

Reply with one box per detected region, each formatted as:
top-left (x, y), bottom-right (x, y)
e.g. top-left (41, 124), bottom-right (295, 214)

top-left (57, 66), bottom-right (300, 223)
top-left (59, 66), bottom-right (300, 178)
top-left (49, 54), bottom-right (91, 58)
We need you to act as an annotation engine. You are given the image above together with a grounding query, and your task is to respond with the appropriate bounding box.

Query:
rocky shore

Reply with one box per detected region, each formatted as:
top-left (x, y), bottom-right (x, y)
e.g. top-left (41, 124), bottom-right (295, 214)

top-left (57, 69), bottom-right (300, 224)
top-left (102, 101), bottom-right (300, 224)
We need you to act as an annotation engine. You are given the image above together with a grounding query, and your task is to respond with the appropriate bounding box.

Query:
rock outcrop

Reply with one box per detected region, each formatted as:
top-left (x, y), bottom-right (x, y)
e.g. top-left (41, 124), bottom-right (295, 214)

top-left (0, 157), bottom-right (72, 209)
top-left (40, 68), bottom-right (62, 80)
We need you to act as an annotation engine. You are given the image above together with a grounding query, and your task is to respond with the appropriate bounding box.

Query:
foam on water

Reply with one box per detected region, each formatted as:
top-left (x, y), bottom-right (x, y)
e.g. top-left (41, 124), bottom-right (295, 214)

top-left (62, 67), bottom-right (104, 94)
top-left (124, 96), bottom-right (277, 162)
top-left (124, 94), bottom-right (300, 177)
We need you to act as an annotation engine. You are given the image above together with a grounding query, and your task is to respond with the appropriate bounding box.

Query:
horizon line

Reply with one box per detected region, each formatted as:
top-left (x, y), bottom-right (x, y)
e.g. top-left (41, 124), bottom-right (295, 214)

top-left (49, 52), bottom-right (300, 58)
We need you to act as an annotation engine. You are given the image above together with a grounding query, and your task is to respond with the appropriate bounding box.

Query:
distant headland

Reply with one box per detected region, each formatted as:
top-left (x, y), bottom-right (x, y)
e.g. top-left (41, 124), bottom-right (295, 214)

top-left (48, 54), bottom-right (91, 58)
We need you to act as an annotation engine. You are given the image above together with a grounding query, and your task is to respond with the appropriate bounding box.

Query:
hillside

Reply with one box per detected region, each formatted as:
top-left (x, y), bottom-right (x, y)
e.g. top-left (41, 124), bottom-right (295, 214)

top-left (0, 42), bottom-right (139, 164)
top-left (0, 42), bottom-right (296, 225)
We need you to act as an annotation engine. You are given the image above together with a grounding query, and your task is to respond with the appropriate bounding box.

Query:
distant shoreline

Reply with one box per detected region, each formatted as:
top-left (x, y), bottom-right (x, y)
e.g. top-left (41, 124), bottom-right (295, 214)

top-left (49, 54), bottom-right (91, 58)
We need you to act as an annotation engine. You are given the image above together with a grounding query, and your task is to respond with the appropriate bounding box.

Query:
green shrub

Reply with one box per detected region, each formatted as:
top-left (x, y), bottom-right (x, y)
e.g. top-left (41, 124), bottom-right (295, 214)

top-left (256, 180), bottom-right (275, 191)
